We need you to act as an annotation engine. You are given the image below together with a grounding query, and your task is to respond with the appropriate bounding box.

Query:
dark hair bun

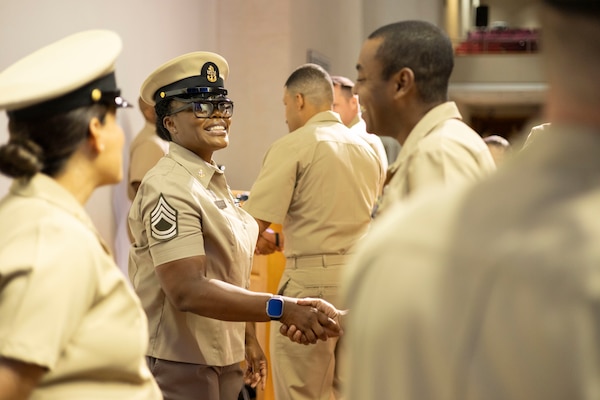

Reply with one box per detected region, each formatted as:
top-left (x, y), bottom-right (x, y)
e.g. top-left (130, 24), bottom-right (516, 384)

top-left (0, 138), bottom-right (44, 178)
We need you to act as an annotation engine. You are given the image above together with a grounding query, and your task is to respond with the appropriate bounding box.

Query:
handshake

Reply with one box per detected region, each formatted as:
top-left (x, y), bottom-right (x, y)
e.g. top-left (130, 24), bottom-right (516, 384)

top-left (274, 297), bottom-right (348, 345)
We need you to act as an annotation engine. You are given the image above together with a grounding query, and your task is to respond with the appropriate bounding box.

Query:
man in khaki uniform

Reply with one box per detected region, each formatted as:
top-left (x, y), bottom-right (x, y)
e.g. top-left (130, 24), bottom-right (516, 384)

top-left (353, 20), bottom-right (496, 218)
top-left (243, 64), bottom-right (382, 400)
top-left (343, 2), bottom-right (600, 399)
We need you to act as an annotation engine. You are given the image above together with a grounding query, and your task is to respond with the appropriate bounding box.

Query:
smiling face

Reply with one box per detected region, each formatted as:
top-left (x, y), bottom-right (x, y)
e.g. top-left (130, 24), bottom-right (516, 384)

top-left (354, 37), bottom-right (398, 137)
top-left (164, 99), bottom-right (231, 162)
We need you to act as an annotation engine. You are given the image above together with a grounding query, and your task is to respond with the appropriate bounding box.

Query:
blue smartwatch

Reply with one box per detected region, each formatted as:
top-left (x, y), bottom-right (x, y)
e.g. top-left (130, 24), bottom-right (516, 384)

top-left (266, 295), bottom-right (284, 320)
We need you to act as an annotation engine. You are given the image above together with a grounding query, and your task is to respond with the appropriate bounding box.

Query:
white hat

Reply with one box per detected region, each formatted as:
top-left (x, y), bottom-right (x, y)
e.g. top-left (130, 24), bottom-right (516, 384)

top-left (140, 51), bottom-right (229, 106)
top-left (0, 29), bottom-right (130, 118)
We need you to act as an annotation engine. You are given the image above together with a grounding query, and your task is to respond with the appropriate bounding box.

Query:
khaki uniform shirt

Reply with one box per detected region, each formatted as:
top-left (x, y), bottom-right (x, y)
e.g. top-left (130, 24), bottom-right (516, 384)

top-left (0, 174), bottom-right (160, 400)
top-left (343, 125), bottom-right (600, 400)
top-left (129, 142), bottom-right (257, 366)
top-left (128, 122), bottom-right (169, 201)
top-left (374, 101), bottom-right (496, 217)
top-left (349, 115), bottom-right (388, 191)
top-left (243, 111), bottom-right (382, 258)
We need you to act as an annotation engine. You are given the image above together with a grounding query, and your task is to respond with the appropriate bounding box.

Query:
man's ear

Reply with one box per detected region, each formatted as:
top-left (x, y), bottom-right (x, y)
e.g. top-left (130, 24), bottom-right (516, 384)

top-left (350, 95), bottom-right (359, 112)
top-left (392, 67), bottom-right (415, 99)
top-left (295, 93), bottom-right (305, 110)
top-left (88, 117), bottom-right (104, 153)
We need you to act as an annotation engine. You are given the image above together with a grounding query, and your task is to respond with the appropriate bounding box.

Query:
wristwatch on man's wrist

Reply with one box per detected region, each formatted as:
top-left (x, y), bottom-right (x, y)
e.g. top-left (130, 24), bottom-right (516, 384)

top-left (266, 295), bottom-right (284, 320)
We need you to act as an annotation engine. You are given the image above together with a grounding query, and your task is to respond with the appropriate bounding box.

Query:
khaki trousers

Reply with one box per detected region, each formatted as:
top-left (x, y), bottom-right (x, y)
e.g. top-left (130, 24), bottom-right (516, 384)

top-left (271, 257), bottom-right (346, 400)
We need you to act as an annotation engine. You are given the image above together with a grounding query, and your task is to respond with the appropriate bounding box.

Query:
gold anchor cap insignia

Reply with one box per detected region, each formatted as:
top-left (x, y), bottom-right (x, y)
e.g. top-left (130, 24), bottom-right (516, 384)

top-left (206, 64), bottom-right (217, 83)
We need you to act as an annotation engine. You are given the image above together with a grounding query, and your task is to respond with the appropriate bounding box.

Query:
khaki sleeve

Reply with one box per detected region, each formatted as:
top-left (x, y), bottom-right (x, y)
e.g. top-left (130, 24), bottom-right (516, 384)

top-left (243, 143), bottom-right (297, 224)
top-left (139, 172), bottom-right (206, 266)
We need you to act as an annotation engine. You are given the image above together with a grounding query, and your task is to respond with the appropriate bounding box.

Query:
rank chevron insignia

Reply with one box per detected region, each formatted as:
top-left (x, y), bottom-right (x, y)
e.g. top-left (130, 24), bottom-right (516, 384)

top-left (150, 194), bottom-right (178, 241)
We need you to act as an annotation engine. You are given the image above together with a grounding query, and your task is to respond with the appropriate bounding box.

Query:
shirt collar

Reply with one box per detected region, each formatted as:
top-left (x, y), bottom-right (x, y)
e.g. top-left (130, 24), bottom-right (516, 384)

top-left (349, 114), bottom-right (361, 128)
top-left (167, 142), bottom-right (223, 188)
top-left (388, 101), bottom-right (462, 173)
top-left (304, 110), bottom-right (344, 127)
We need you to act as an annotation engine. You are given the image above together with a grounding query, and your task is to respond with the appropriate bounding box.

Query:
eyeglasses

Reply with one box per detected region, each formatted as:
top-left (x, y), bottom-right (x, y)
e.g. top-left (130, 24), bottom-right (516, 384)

top-left (167, 100), bottom-right (234, 119)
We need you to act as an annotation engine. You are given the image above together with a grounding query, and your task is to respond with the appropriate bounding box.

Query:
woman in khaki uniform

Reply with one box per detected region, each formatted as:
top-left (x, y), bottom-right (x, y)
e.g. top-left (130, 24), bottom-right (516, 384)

top-left (0, 31), bottom-right (161, 399)
top-left (129, 52), bottom-right (341, 400)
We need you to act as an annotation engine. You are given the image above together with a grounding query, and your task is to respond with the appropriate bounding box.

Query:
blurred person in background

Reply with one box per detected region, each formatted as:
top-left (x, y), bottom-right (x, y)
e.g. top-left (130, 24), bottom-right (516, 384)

top-left (128, 96), bottom-right (169, 201)
top-left (483, 134), bottom-right (512, 166)
top-left (331, 75), bottom-right (388, 183)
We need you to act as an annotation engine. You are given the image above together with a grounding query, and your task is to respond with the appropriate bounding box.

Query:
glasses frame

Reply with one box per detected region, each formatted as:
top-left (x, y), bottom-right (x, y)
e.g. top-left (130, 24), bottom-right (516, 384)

top-left (167, 98), bottom-right (234, 119)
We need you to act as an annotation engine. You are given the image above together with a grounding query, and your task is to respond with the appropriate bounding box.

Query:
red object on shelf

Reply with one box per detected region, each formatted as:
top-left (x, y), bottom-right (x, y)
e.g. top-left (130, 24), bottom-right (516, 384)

top-left (455, 28), bottom-right (539, 55)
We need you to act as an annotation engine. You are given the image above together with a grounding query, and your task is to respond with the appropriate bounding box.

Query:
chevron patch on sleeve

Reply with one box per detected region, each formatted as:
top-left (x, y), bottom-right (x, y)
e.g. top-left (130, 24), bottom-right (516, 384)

top-left (150, 194), bottom-right (178, 241)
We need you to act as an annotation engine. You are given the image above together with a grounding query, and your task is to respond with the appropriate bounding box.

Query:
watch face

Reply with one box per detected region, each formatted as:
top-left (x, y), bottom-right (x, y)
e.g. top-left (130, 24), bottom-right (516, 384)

top-left (267, 297), bottom-right (284, 319)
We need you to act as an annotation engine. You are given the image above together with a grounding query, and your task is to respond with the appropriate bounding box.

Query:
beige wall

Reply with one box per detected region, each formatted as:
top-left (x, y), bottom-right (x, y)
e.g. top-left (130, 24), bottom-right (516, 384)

top-left (0, 0), bottom-right (443, 269)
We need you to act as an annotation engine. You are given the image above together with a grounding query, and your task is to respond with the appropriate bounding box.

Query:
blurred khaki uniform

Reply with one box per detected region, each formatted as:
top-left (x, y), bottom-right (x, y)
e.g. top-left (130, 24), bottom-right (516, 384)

top-left (344, 126), bottom-right (600, 400)
top-left (0, 174), bottom-right (161, 399)
top-left (128, 121), bottom-right (169, 200)
top-left (349, 114), bottom-right (387, 190)
top-left (244, 110), bottom-right (382, 400)
top-left (523, 122), bottom-right (552, 149)
top-left (129, 142), bottom-right (257, 366)
top-left (374, 101), bottom-right (495, 217)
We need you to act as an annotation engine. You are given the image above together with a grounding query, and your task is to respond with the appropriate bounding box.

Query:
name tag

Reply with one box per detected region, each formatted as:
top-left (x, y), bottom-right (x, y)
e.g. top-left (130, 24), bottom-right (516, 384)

top-left (214, 199), bottom-right (227, 209)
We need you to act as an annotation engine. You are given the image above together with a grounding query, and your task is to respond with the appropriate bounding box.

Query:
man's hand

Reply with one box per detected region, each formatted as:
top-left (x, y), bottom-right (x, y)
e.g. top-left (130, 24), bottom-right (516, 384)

top-left (277, 298), bottom-right (343, 345)
top-left (255, 228), bottom-right (284, 255)
top-left (280, 298), bottom-right (347, 344)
